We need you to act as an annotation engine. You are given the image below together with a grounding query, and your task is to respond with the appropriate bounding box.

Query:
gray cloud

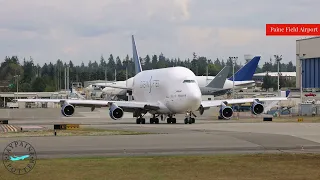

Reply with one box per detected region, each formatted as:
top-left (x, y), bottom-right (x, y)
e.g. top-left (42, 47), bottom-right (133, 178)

top-left (0, 0), bottom-right (318, 65)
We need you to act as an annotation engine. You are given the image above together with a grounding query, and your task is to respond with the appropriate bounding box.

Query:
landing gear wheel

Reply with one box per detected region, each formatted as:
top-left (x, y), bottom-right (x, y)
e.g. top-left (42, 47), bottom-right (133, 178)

top-left (171, 118), bottom-right (176, 124)
top-left (188, 118), bottom-right (192, 124)
top-left (191, 118), bottom-right (195, 124)
top-left (167, 118), bottom-right (176, 124)
top-left (184, 118), bottom-right (188, 124)
top-left (150, 118), bottom-right (159, 124)
top-left (141, 118), bottom-right (145, 124)
top-left (167, 118), bottom-right (171, 124)
top-left (136, 118), bottom-right (145, 124)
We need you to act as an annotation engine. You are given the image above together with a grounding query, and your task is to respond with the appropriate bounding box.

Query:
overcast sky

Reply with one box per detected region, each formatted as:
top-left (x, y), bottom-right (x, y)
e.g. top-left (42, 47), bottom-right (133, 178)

top-left (0, 0), bottom-right (318, 66)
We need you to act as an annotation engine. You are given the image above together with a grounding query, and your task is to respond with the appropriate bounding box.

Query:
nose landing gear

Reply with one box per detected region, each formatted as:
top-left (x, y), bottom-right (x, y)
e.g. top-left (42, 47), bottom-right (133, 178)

top-left (184, 112), bottom-right (195, 124)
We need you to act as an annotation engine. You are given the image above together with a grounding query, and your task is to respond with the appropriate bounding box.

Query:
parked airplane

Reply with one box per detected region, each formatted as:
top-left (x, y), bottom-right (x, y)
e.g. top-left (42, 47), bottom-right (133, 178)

top-left (199, 66), bottom-right (231, 96)
top-left (196, 56), bottom-right (260, 90)
top-left (14, 67), bottom-right (287, 124)
top-left (14, 37), bottom-right (288, 125)
top-left (91, 36), bottom-right (259, 99)
top-left (100, 66), bottom-right (230, 100)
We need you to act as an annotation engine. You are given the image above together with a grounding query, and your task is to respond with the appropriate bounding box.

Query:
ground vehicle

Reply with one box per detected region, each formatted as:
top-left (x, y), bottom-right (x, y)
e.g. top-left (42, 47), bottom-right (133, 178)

top-left (305, 93), bottom-right (316, 97)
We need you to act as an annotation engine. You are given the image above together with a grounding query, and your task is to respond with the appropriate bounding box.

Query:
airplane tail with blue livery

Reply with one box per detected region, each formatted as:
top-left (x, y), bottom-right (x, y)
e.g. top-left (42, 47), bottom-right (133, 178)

top-left (228, 56), bottom-right (261, 81)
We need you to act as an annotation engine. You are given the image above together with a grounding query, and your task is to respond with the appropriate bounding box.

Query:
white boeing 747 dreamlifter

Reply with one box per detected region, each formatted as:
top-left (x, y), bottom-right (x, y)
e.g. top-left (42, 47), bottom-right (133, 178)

top-left (14, 40), bottom-right (288, 125)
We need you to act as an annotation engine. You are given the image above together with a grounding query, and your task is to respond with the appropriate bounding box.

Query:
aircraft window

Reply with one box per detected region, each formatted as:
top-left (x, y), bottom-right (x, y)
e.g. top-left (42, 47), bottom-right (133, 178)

top-left (183, 80), bottom-right (195, 83)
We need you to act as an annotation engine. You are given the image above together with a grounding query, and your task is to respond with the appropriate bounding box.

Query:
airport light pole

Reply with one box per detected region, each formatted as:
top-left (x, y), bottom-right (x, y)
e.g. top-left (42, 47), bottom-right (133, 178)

top-left (274, 55), bottom-right (282, 95)
top-left (229, 56), bottom-right (238, 99)
top-left (14, 75), bottom-right (20, 99)
top-left (296, 53), bottom-right (306, 105)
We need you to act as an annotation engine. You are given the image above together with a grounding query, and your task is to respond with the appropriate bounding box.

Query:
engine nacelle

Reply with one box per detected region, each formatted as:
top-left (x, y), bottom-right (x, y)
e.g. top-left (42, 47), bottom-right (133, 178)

top-left (61, 103), bottom-right (75, 117)
top-left (219, 102), bottom-right (233, 119)
top-left (251, 100), bottom-right (264, 115)
top-left (109, 103), bottom-right (124, 120)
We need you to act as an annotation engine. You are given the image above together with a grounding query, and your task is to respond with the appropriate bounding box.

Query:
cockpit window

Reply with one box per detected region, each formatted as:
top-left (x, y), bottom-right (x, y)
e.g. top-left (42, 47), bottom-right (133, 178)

top-left (183, 80), bottom-right (196, 83)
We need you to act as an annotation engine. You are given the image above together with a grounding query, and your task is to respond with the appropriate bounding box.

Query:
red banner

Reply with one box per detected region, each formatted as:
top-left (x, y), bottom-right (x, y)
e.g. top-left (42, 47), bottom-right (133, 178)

top-left (266, 24), bottom-right (320, 36)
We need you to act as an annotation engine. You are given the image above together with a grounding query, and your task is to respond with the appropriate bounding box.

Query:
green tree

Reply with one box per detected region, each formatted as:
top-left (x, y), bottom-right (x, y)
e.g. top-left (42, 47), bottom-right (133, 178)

top-left (151, 55), bottom-right (158, 69)
top-left (262, 73), bottom-right (273, 91)
top-left (31, 77), bottom-right (46, 92)
top-left (22, 57), bottom-right (35, 83)
top-left (208, 64), bottom-right (219, 75)
top-left (107, 54), bottom-right (115, 80)
top-left (143, 55), bottom-right (151, 70)
top-left (20, 83), bottom-right (32, 92)
top-left (287, 61), bottom-right (295, 72)
top-left (157, 53), bottom-right (166, 68)
top-left (116, 56), bottom-right (123, 70)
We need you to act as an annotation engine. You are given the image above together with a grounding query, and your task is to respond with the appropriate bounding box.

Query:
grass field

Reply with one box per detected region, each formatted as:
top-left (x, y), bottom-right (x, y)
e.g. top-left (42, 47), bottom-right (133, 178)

top-left (0, 128), bottom-right (153, 138)
top-left (0, 153), bottom-right (319, 180)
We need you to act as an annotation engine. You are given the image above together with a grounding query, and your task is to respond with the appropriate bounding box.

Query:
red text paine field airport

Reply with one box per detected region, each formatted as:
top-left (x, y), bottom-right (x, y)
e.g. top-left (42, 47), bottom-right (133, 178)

top-left (266, 24), bottom-right (320, 36)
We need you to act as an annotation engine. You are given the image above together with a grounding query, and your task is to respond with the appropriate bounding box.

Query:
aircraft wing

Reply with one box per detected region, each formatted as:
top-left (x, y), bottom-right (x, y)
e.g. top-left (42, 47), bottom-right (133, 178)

top-left (13, 99), bottom-right (160, 111)
top-left (102, 85), bottom-right (132, 90)
top-left (201, 97), bottom-right (288, 108)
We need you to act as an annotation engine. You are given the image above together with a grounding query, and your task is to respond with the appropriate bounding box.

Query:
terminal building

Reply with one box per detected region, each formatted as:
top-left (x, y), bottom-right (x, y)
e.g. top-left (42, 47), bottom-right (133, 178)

top-left (253, 72), bottom-right (296, 86)
top-left (296, 37), bottom-right (320, 91)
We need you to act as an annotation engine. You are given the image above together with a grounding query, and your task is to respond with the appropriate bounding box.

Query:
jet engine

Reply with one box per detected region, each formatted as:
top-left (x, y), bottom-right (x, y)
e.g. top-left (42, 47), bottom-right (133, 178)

top-left (219, 102), bottom-right (233, 119)
top-left (109, 103), bottom-right (124, 120)
top-left (61, 103), bottom-right (75, 117)
top-left (251, 100), bottom-right (264, 115)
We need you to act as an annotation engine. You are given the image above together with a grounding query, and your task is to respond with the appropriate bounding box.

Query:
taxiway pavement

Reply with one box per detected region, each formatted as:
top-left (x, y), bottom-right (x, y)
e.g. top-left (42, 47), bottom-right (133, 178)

top-left (1, 108), bottom-right (320, 158)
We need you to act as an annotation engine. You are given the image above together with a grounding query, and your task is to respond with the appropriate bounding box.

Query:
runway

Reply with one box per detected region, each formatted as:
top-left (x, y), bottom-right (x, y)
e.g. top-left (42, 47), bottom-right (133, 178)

top-left (1, 107), bottom-right (320, 159)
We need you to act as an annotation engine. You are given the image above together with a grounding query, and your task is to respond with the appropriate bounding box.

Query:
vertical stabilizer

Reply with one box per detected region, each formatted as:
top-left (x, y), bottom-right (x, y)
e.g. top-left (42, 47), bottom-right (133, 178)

top-left (132, 35), bottom-right (142, 75)
top-left (206, 66), bottom-right (231, 88)
top-left (280, 90), bottom-right (291, 97)
top-left (228, 56), bottom-right (261, 81)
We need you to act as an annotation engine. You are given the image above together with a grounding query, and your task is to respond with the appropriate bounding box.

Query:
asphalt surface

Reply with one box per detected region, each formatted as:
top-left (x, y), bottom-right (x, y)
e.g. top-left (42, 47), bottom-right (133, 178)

top-left (1, 107), bottom-right (320, 159)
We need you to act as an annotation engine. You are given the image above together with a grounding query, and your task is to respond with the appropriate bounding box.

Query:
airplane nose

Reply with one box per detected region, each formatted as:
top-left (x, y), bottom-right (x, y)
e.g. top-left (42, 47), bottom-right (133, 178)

top-left (188, 88), bottom-right (202, 110)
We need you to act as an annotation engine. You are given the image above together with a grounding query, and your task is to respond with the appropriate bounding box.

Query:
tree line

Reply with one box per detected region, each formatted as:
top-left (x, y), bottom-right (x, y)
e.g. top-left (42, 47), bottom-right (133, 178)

top-left (0, 54), bottom-right (296, 92)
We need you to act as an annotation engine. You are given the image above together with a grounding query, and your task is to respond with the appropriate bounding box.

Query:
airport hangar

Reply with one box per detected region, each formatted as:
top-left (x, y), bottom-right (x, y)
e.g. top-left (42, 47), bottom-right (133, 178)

top-left (296, 37), bottom-right (320, 91)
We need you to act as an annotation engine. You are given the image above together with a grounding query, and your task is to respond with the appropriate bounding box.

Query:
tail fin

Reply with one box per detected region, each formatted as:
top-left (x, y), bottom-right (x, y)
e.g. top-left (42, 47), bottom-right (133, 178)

top-left (228, 56), bottom-right (261, 81)
top-left (280, 90), bottom-right (291, 97)
top-left (132, 35), bottom-right (142, 75)
top-left (206, 66), bottom-right (231, 88)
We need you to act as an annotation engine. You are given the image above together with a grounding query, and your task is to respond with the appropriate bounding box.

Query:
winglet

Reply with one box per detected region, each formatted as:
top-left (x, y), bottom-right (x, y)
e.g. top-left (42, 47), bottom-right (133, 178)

top-left (206, 66), bottom-right (231, 88)
top-left (228, 56), bottom-right (261, 81)
top-left (132, 35), bottom-right (142, 75)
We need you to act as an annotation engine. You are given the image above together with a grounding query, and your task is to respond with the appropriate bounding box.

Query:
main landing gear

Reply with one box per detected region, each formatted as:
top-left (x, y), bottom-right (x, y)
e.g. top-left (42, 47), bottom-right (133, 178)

top-left (184, 112), bottom-right (195, 124)
top-left (166, 115), bottom-right (176, 124)
top-left (135, 113), bottom-right (194, 124)
top-left (150, 114), bottom-right (160, 124)
top-left (136, 114), bottom-right (160, 124)
top-left (136, 116), bottom-right (146, 124)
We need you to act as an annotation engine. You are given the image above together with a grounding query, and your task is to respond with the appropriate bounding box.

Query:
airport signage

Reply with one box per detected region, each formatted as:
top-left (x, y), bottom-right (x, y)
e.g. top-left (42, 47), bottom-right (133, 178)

top-left (66, 124), bottom-right (80, 130)
top-left (0, 120), bottom-right (8, 124)
top-left (54, 124), bottom-right (80, 130)
top-left (2, 140), bottom-right (37, 175)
